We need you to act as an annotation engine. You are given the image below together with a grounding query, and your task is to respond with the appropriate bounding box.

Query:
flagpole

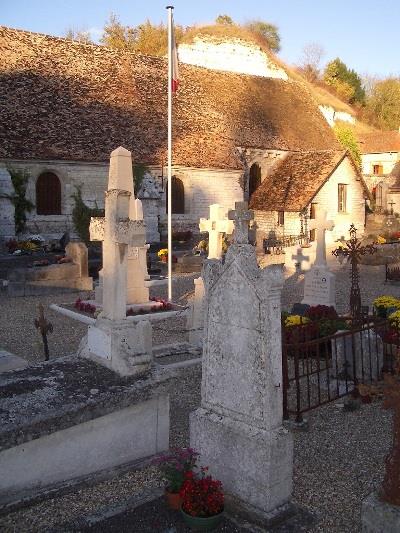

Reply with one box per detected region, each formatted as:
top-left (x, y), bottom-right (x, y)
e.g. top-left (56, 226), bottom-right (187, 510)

top-left (167, 5), bottom-right (173, 301)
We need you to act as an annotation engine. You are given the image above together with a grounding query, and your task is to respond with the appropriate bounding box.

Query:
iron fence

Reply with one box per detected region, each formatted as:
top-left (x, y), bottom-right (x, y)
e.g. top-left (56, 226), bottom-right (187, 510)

top-left (263, 234), bottom-right (306, 255)
top-left (282, 317), bottom-right (396, 422)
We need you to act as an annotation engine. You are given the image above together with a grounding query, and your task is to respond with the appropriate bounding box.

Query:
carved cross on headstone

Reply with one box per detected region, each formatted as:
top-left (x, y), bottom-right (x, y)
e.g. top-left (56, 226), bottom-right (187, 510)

top-left (199, 204), bottom-right (234, 259)
top-left (309, 207), bottom-right (334, 266)
top-left (292, 247), bottom-right (310, 271)
top-left (228, 202), bottom-right (254, 245)
top-left (34, 303), bottom-right (53, 361)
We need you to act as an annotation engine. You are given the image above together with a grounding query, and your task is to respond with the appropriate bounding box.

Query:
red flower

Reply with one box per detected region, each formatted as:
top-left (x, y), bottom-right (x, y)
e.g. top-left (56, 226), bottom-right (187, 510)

top-left (179, 469), bottom-right (224, 518)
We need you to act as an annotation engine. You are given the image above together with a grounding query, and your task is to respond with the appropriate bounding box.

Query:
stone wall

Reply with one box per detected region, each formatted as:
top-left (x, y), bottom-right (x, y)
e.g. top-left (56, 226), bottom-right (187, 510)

top-left (3, 160), bottom-right (244, 242)
top-left (0, 166), bottom-right (15, 241)
top-left (178, 37), bottom-right (288, 80)
top-left (312, 157), bottom-right (366, 242)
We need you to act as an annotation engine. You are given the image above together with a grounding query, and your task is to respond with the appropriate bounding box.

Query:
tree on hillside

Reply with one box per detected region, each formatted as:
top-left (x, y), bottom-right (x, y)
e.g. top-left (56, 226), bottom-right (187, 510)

top-left (101, 13), bottom-right (137, 51)
top-left (365, 78), bottom-right (400, 130)
top-left (65, 27), bottom-right (93, 44)
top-left (298, 42), bottom-right (325, 82)
top-left (244, 20), bottom-right (280, 52)
top-left (215, 14), bottom-right (234, 25)
top-left (333, 124), bottom-right (361, 168)
top-left (323, 58), bottom-right (365, 105)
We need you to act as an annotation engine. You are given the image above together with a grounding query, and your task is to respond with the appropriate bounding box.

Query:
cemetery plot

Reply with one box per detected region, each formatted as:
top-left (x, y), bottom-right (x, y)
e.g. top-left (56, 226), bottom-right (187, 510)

top-left (282, 317), bottom-right (395, 422)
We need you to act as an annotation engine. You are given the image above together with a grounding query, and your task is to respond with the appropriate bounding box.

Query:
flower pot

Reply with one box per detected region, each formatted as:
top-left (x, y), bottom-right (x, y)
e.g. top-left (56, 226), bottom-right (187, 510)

top-left (160, 256), bottom-right (168, 263)
top-left (165, 489), bottom-right (182, 510)
top-left (180, 508), bottom-right (224, 531)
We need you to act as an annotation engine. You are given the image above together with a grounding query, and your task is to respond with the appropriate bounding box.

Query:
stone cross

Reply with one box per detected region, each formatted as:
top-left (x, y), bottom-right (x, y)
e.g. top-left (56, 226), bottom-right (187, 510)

top-left (228, 201), bottom-right (254, 245)
top-left (90, 148), bottom-right (147, 320)
top-left (199, 204), bottom-right (234, 259)
top-left (309, 207), bottom-right (334, 266)
top-left (91, 147), bottom-right (149, 308)
top-left (292, 247), bottom-right (310, 271)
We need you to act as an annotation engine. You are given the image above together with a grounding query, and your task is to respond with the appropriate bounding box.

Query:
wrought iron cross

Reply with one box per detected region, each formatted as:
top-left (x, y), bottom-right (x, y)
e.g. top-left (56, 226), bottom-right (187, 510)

top-left (332, 224), bottom-right (377, 318)
top-left (34, 304), bottom-right (53, 361)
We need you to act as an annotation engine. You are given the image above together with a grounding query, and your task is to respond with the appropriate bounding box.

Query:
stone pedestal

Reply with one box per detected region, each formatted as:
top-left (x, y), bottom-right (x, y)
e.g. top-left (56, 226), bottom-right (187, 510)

top-left (302, 265), bottom-right (336, 308)
top-left (190, 202), bottom-right (293, 518)
top-left (361, 491), bottom-right (400, 532)
top-left (187, 276), bottom-right (205, 348)
top-left (79, 317), bottom-right (153, 377)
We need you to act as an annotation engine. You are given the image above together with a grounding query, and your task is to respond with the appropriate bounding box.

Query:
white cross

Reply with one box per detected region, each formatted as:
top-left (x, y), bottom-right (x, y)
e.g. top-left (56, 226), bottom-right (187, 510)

top-left (199, 204), bottom-right (234, 259)
top-left (228, 201), bottom-right (254, 245)
top-left (309, 207), bottom-right (334, 266)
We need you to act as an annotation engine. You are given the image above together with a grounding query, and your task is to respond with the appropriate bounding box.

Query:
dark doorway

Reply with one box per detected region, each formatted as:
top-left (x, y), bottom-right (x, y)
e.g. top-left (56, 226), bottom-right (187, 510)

top-left (249, 163), bottom-right (261, 199)
top-left (166, 176), bottom-right (185, 214)
top-left (36, 172), bottom-right (61, 215)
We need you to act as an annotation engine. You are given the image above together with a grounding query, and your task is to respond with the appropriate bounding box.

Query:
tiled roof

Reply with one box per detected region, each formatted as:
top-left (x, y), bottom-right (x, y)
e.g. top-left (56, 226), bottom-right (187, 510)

top-left (249, 150), bottom-right (365, 211)
top-left (358, 131), bottom-right (400, 154)
top-left (0, 27), bottom-right (338, 168)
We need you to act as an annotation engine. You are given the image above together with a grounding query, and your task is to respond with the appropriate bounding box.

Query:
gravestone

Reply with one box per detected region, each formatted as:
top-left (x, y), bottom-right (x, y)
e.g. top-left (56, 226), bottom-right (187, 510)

top-left (93, 147), bottom-right (150, 306)
top-left (302, 208), bottom-right (336, 308)
top-left (79, 147), bottom-right (153, 377)
top-left (191, 201), bottom-right (293, 519)
top-left (187, 204), bottom-right (234, 345)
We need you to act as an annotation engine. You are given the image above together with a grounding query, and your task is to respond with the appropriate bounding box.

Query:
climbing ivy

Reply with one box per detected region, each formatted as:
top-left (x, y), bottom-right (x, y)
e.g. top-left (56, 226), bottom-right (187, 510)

top-left (4, 167), bottom-right (35, 234)
top-left (71, 185), bottom-right (103, 244)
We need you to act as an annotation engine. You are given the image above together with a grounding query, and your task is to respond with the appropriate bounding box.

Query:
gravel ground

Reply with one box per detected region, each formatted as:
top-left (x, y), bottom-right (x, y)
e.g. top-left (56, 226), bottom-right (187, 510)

top-left (0, 263), bottom-right (397, 532)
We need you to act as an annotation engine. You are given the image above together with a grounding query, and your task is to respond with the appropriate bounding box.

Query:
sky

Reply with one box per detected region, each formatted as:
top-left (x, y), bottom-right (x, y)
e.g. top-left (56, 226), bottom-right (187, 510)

top-left (2, 0), bottom-right (399, 78)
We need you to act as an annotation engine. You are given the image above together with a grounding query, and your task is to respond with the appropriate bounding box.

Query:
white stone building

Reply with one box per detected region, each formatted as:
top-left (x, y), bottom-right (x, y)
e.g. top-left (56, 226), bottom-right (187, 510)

top-left (0, 27), bottom-right (345, 244)
top-left (357, 130), bottom-right (400, 213)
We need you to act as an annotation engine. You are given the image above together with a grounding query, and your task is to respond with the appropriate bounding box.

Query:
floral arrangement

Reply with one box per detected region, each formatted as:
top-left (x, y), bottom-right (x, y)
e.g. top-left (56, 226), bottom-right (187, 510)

top-left (305, 305), bottom-right (349, 337)
top-left (389, 310), bottom-right (400, 331)
top-left (305, 305), bottom-right (338, 321)
top-left (153, 447), bottom-right (199, 494)
top-left (373, 296), bottom-right (400, 309)
top-left (157, 248), bottom-right (168, 259)
top-left (284, 315), bottom-right (310, 328)
top-left (377, 235), bottom-right (386, 244)
top-left (75, 298), bottom-right (96, 314)
top-left (180, 467), bottom-right (224, 518)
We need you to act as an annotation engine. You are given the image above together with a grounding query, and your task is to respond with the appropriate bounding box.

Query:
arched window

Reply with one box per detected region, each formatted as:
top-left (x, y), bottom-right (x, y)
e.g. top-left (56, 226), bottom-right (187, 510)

top-left (249, 163), bottom-right (261, 199)
top-left (36, 172), bottom-right (61, 215)
top-left (166, 176), bottom-right (185, 214)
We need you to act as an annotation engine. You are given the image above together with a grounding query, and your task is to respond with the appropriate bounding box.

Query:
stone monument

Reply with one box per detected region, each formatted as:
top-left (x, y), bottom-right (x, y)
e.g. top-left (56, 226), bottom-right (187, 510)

top-left (190, 201), bottom-right (293, 520)
top-left (302, 207), bottom-right (336, 308)
top-left (79, 147), bottom-right (152, 377)
top-left (187, 204), bottom-right (234, 347)
top-left (94, 147), bottom-right (150, 307)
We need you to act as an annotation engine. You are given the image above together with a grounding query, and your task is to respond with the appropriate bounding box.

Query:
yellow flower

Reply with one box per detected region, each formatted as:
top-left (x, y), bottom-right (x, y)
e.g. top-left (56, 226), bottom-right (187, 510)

top-left (389, 310), bottom-right (400, 331)
top-left (377, 236), bottom-right (386, 244)
top-left (284, 315), bottom-right (310, 328)
top-left (157, 248), bottom-right (168, 258)
top-left (373, 296), bottom-right (400, 309)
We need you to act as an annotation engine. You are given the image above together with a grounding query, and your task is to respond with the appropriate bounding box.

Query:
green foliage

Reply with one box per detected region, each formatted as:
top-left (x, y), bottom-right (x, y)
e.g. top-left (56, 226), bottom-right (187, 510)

top-left (244, 20), bottom-right (280, 52)
top-left (100, 13), bottom-right (280, 56)
top-left (333, 124), bottom-right (362, 169)
top-left (71, 185), bottom-right (104, 244)
top-left (323, 58), bottom-right (365, 105)
top-left (133, 163), bottom-right (148, 195)
top-left (366, 78), bottom-right (400, 130)
top-left (101, 13), bottom-right (137, 51)
top-left (5, 167), bottom-right (34, 234)
top-left (215, 14), bottom-right (234, 25)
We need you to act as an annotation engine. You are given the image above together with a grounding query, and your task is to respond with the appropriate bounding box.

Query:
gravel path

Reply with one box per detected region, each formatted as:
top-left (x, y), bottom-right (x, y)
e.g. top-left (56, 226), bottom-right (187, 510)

top-left (0, 264), bottom-right (397, 531)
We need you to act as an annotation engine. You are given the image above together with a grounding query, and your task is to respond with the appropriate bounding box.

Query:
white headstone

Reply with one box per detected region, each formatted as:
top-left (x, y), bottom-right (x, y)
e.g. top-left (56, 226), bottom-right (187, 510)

top-left (199, 204), bottom-right (234, 259)
top-left (81, 148), bottom-right (153, 377)
top-left (302, 207), bottom-right (336, 308)
top-left (190, 201), bottom-right (293, 517)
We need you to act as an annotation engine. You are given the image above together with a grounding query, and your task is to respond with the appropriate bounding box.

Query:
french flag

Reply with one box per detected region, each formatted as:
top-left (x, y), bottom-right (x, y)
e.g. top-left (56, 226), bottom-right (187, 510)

top-left (171, 14), bottom-right (179, 93)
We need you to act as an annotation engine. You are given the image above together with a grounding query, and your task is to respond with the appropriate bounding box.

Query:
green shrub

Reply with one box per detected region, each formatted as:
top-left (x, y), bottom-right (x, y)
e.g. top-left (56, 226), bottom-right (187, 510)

top-left (71, 185), bottom-right (104, 244)
top-left (5, 167), bottom-right (35, 234)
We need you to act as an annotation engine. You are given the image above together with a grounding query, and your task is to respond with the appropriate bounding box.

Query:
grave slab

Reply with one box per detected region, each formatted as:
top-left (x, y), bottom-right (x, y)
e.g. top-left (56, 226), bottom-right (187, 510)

top-left (361, 491), bottom-right (400, 532)
top-left (0, 356), bottom-right (170, 506)
top-left (0, 350), bottom-right (28, 373)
